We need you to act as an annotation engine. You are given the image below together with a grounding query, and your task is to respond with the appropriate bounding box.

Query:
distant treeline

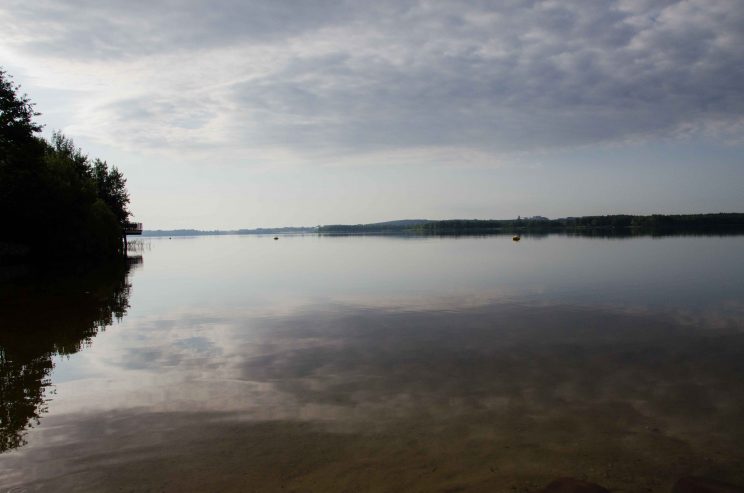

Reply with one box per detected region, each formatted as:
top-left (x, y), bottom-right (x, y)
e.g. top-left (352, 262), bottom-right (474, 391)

top-left (316, 219), bottom-right (431, 234)
top-left (142, 227), bottom-right (317, 237)
top-left (1, 68), bottom-right (132, 260)
top-left (318, 214), bottom-right (744, 235)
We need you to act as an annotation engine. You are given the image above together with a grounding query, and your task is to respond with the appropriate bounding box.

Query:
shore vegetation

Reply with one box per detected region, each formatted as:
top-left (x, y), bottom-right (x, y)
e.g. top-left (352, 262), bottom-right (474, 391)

top-left (1, 68), bottom-right (132, 261)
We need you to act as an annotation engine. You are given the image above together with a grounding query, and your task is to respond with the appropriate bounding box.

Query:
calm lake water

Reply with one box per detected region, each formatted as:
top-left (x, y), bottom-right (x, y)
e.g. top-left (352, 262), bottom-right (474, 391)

top-left (2, 234), bottom-right (744, 492)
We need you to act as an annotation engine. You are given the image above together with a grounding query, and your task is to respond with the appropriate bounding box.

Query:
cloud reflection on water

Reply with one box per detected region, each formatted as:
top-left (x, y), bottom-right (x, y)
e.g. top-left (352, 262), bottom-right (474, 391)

top-left (3, 297), bottom-right (742, 491)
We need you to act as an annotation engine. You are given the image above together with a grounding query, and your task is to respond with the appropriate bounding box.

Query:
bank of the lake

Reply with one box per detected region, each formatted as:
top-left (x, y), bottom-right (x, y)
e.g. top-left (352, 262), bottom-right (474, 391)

top-left (317, 213), bottom-right (744, 236)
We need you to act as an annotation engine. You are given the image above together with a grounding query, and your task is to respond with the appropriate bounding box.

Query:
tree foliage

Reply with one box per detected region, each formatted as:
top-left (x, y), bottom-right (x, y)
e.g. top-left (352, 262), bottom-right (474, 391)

top-left (0, 68), bottom-right (42, 152)
top-left (93, 158), bottom-right (130, 225)
top-left (0, 68), bottom-right (132, 259)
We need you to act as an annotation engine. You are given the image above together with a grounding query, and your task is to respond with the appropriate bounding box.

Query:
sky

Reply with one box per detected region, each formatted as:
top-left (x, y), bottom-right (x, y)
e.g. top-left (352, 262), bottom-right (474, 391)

top-left (1, 0), bottom-right (743, 229)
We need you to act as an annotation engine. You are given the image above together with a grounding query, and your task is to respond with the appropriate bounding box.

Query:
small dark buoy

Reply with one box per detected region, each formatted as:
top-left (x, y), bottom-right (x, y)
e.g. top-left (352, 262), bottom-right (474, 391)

top-left (274, 236), bottom-right (279, 240)
top-left (512, 235), bottom-right (521, 241)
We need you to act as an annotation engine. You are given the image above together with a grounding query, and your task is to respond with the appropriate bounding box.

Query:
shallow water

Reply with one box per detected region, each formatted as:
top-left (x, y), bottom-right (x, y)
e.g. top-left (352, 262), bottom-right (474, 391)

top-left (1, 234), bottom-right (744, 492)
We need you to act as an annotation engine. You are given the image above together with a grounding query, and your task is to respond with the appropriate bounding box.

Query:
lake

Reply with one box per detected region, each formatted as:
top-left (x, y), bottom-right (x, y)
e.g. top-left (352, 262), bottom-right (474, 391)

top-left (1, 234), bottom-right (744, 492)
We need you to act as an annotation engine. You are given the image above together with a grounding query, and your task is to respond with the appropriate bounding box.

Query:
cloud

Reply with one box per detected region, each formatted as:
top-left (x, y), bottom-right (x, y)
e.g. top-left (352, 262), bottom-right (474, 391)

top-left (1, 0), bottom-right (743, 164)
top-left (2, 0), bottom-right (356, 59)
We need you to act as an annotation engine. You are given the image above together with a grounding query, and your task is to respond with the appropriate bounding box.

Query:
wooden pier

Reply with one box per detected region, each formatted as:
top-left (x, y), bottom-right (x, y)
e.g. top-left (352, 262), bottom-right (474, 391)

top-left (122, 222), bottom-right (142, 252)
top-left (124, 222), bottom-right (143, 235)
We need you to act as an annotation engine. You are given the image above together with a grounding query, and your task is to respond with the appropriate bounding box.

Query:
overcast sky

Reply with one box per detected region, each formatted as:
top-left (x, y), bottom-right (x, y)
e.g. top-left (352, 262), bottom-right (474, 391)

top-left (2, 0), bottom-right (743, 228)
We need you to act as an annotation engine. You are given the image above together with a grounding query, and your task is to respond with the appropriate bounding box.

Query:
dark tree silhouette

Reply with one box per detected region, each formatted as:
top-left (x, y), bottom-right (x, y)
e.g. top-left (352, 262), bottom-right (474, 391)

top-left (0, 68), bottom-right (133, 260)
top-left (0, 68), bottom-right (42, 150)
top-left (93, 158), bottom-right (131, 226)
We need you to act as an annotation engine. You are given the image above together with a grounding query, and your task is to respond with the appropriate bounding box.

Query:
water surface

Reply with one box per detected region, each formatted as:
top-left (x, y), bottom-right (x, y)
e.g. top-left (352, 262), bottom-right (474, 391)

top-left (1, 234), bottom-right (743, 492)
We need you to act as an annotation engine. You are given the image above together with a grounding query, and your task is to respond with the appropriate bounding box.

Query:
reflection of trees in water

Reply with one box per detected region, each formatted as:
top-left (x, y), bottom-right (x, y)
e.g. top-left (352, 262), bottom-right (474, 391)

top-left (0, 257), bottom-right (140, 452)
top-left (0, 349), bottom-right (51, 451)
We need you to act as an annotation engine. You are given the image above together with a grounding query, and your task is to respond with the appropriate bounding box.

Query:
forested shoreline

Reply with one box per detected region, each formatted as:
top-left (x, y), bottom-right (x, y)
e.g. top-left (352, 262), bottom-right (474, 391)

top-left (318, 213), bottom-right (744, 235)
top-left (0, 69), bottom-right (132, 261)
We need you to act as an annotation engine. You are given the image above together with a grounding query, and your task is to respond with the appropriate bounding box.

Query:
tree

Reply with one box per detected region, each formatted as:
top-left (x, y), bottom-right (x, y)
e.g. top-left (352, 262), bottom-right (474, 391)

top-left (48, 131), bottom-right (92, 180)
top-left (92, 159), bottom-right (130, 226)
top-left (1, 67), bottom-right (133, 259)
top-left (0, 69), bottom-right (47, 248)
top-left (0, 69), bottom-right (42, 152)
